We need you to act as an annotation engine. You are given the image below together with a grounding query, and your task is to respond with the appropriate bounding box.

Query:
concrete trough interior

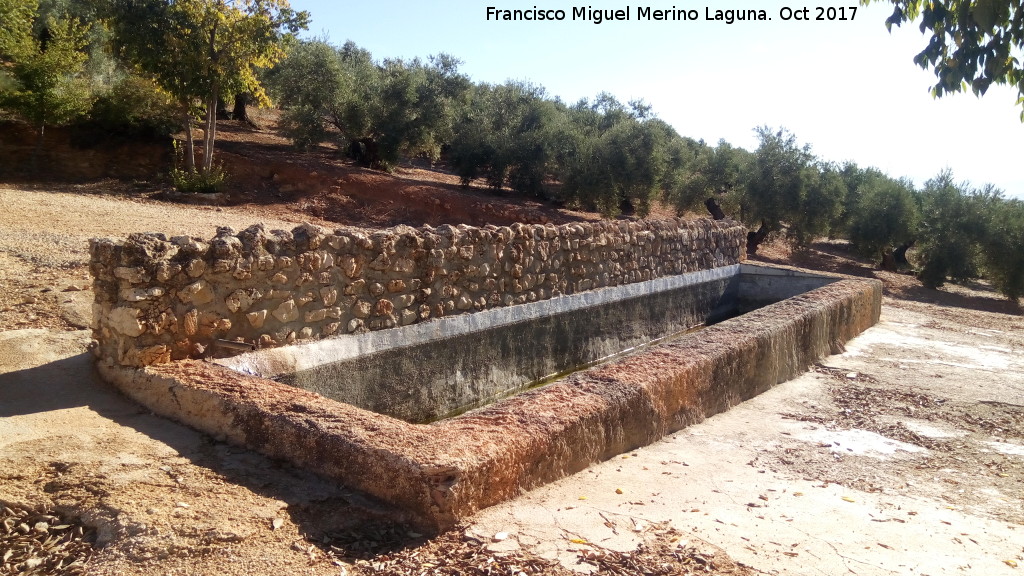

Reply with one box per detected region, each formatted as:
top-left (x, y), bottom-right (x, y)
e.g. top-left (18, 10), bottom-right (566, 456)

top-left (99, 263), bottom-right (882, 532)
top-left (218, 264), bottom-right (842, 423)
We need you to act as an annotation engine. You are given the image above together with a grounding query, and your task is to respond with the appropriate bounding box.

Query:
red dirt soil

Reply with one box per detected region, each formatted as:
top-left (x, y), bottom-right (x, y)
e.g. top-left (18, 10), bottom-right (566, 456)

top-left (208, 113), bottom-right (608, 229)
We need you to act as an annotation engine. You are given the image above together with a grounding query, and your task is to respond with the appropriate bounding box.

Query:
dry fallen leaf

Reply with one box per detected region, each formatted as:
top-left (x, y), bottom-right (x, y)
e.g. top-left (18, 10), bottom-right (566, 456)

top-left (615, 488), bottom-right (623, 495)
top-left (841, 496), bottom-right (856, 503)
top-left (1003, 559), bottom-right (1018, 568)
top-left (570, 538), bottom-right (588, 545)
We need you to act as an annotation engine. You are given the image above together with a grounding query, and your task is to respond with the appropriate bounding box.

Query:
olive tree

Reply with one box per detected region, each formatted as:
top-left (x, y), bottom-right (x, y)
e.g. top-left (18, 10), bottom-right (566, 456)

top-left (661, 138), bottom-right (753, 221)
top-left (980, 197), bottom-right (1024, 300)
top-left (449, 81), bottom-right (565, 196)
top-left (847, 174), bottom-right (920, 269)
top-left (0, 0), bottom-right (92, 169)
top-left (913, 170), bottom-right (992, 288)
top-left (273, 41), bottom-right (471, 169)
top-left (744, 127), bottom-right (814, 253)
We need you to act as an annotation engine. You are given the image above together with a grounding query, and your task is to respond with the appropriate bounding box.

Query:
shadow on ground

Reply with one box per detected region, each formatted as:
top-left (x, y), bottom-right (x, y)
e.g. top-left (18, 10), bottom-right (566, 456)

top-left (0, 330), bottom-right (407, 550)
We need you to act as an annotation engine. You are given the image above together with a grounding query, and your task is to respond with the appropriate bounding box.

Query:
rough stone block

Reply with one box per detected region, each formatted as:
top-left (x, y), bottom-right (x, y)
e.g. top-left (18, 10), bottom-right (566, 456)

top-left (247, 309), bottom-right (268, 329)
top-left (178, 280), bottom-right (214, 305)
top-left (107, 306), bottom-right (145, 336)
top-left (273, 299), bottom-right (299, 323)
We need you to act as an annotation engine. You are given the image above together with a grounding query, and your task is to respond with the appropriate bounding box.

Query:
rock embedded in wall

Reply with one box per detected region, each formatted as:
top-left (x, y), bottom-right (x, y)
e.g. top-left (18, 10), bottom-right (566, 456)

top-left (90, 218), bottom-right (746, 367)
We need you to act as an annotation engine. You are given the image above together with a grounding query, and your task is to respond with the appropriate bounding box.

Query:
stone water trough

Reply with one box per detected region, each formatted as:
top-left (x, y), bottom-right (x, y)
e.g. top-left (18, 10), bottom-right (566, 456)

top-left (90, 219), bottom-right (880, 532)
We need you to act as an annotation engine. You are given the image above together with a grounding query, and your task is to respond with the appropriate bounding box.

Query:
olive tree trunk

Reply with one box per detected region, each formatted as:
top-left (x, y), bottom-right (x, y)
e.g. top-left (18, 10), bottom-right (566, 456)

top-left (746, 220), bottom-right (771, 255)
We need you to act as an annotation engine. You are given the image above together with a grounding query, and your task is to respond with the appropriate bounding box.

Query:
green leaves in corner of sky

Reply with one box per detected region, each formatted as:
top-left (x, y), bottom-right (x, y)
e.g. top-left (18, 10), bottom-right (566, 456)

top-left (863, 0), bottom-right (1024, 107)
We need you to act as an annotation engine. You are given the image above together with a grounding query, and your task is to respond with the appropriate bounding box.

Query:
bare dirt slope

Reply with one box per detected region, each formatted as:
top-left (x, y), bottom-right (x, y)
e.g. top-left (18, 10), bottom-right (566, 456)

top-left (1, 183), bottom-right (1022, 575)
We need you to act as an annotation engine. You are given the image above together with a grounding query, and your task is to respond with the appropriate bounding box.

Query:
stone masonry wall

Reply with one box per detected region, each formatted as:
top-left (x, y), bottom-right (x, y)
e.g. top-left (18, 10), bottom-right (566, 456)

top-left (90, 218), bottom-right (747, 367)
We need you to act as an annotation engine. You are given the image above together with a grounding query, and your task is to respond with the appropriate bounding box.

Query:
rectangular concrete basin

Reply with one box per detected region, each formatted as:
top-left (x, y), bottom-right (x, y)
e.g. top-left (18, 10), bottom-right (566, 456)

top-left (216, 264), bottom-right (839, 423)
top-left (98, 263), bottom-right (881, 532)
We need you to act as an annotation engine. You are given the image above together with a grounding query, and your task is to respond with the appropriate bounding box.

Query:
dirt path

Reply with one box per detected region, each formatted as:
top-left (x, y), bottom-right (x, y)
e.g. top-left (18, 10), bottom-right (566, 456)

top-left (0, 186), bottom-right (318, 266)
top-left (1, 184), bottom-right (1022, 575)
top-left (0, 185), bottom-right (324, 333)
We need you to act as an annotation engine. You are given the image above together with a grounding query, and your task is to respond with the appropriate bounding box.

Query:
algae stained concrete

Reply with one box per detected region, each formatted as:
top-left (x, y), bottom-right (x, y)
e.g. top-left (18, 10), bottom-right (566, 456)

top-left (466, 304), bottom-right (1024, 576)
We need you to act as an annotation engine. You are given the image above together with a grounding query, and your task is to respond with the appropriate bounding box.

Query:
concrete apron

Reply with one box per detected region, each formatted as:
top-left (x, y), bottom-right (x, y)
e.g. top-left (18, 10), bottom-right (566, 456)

top-left (96, 265), bottom-right (882, 533)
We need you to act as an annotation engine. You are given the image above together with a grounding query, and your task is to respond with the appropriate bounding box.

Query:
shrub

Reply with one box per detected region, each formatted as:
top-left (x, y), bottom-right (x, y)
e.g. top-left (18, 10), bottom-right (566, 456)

top-left (171, 140), bottom-right (227, 193)
top-left (847, 176), bottom-right (918, 267)
top-left (86, 75), bottom-right (179, 139)
top-left (980, 199), bottom-right (1024, 301)
top-left (171, 165), bottom-right (227, 194)
top-left (913, 171), bottom-right (988, 288)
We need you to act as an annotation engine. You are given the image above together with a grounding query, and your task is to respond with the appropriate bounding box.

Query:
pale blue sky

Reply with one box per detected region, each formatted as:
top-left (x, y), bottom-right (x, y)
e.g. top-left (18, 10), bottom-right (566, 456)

top-left (290, 0), bottom-right (1024, 199)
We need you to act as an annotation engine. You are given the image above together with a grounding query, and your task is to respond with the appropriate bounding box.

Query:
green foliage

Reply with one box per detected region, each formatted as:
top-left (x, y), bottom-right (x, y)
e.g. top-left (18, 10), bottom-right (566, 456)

top-left (272, 40), bottom-right (471, 168)
top-left (0, 8), bottom-right (93, 132)
top-left (747, 127), bottom-right (813, 228)
top-left (603, 117), bottom-right (678, 216)
top-left (449, 81), bottom-right (564, 197)
top-left (374, 55), bottom-right (465, 166)
top-left (34, 0), bottom-right (118, 88)
top-left (864, 0), bottom-right (1024, 118)
top-left (268, 39), bottom-right (348, 148)
top-left (171, 164), bottom-right (227, 193)
top-left (979, 198), bottom-right (1024, 300)
top-left (838, 163), bottom-right (873, 233)
top-left (0, 0), bottom-right (36, 60)
top-left (913, 170), bottom-right (992, 288)
top-left (847, 174), bottom-right (920, 262)
top-left (86, 74), bottom-right (178, 137)
top-left (110, 0), bottom-right (308, 172)
top-left (110, 0), bottom-right (307, 108)
top-left (171, 141), bottom-right (226, 193)
top-left (555, 96), bottom-right (692, 216)
top-left (743, 126), bottom-right (848, 249)
top-left (664, 139), bottom-right (751, 217)
top-left (787, 163), bottom-right (848, 247)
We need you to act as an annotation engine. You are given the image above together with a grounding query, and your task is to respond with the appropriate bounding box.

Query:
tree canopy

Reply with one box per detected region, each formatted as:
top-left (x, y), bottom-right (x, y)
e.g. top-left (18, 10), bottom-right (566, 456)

top-left (271, 40), bottom-right (470, 169)
top-left (847, 172), bottom-right (919, 267)
top-left (865, 0), bottom-right (1024, 117)
top-left (0, 0), bottom-right (92, 168)
top-left (109, 0), bottom-right (308, 173)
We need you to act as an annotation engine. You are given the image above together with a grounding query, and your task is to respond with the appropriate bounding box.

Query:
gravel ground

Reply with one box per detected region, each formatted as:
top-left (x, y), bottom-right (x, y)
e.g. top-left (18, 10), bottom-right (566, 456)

top-left (0, 185), bottom-right (322, 333)
top-left (0, 185), bottom-right (315, 268)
